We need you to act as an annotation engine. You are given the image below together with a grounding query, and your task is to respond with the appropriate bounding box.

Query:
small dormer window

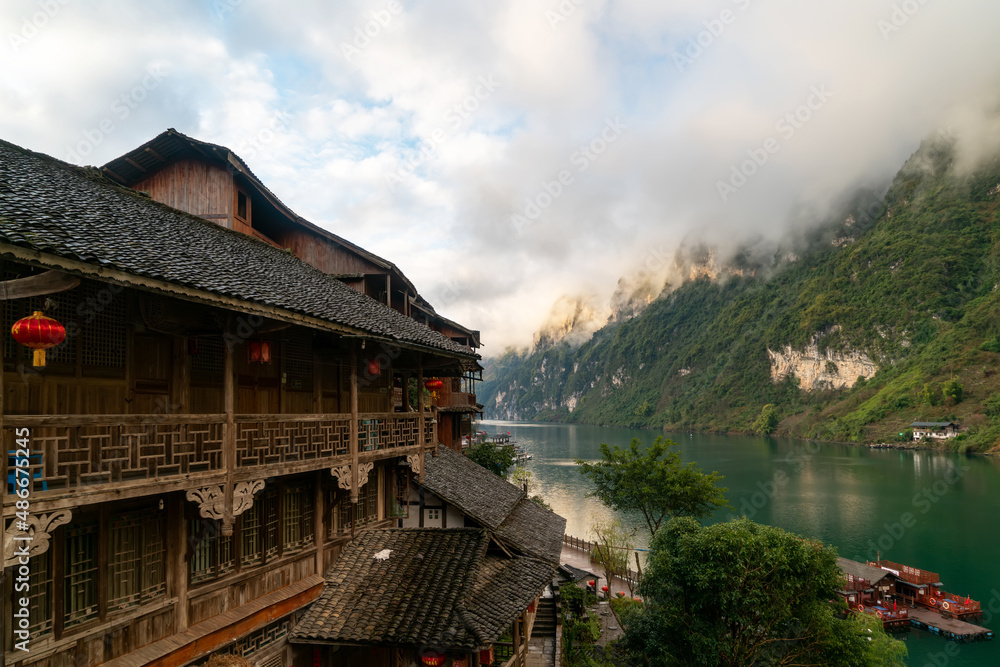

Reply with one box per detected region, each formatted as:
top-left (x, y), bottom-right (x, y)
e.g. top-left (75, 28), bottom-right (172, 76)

top-left (235, 188), bottom-right (249, 223)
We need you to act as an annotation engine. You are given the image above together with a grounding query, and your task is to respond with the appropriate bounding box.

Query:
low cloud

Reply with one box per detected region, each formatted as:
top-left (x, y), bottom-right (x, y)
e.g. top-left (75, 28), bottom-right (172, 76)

top-left (2, 0), bottom-right (1000, 352)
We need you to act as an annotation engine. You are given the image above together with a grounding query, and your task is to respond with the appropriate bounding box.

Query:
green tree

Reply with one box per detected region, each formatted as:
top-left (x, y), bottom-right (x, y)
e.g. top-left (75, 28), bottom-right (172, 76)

top-left (919, 383), bottom-right (939, 406)
top-left (752, 404), bottom-right (780, 435)
top-left (466, 443), bottom-right (516, 477)
top-left (590, 518), bottom-right (636, 596)
top-left (621, 517), bottom-right (907, 667)
top-left (942, 379), bottom-right (964, 405)
top-left (576, 437), bottom-right (729, 538)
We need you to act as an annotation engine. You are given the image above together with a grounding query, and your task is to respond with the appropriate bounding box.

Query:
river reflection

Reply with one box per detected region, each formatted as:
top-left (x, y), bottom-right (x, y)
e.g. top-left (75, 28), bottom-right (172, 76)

top-left (482, 419), bottom-right (1000, 666)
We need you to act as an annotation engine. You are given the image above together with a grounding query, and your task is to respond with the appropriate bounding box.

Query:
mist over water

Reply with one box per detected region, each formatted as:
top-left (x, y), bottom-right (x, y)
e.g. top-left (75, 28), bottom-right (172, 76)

top-left (483, 419), bottom-right (1000, 666)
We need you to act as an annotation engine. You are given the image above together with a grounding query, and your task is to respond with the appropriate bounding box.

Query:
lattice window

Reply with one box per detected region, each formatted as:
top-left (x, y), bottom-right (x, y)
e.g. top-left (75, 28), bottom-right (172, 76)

top-left (80, 281), bottom-right (126, 368)
top-left (65, 521), bottom-right (99, 628)
top-left (283, 485), bottom-right (303, 551)
top-left (390, 467), bottom-right (410, 518)
top-left (189, 519), bottom-right (233, 584)
top-left (263, 488), bottom-right (280, 561)
top-left (28, 549), bottom-right (52, 637)
top-left (107, 508), bottom-right (166, 610)
top-left (241, 499), bottom-right (263, 568)
top-left (191, 335), bottom-right (225, 384)
top-left (231, 615), bottom-right (292, 658)
top-left (302, 491), bottom-right (314, 547)
top-left (108, 513), bottom-right (142, 610)
top-left (142, 513), bottom-right (166, 601)
top-left (284, 329), bottom-right (314, 392)
top-left (357, 468), bottom-right (380, 527)
top-left (336, 490), bottom-right (353, 535)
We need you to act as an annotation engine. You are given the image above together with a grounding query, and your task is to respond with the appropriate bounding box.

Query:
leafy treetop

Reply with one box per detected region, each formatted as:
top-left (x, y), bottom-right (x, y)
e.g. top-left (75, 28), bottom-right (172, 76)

top-left (621, 517), bottom-right (907, 666)
top-left (576, 437), bottom-right (729, 537)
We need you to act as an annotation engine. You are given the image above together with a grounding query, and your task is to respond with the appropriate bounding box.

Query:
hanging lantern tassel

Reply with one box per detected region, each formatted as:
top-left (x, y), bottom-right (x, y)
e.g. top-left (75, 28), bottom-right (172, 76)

top-left (12, 311), bottom-right (66, 367)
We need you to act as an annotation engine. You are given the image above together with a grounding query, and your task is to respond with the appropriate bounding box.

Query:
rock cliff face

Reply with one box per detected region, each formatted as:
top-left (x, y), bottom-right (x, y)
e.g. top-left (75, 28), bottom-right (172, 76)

top-left (767, 344), bottom-right (877, 391)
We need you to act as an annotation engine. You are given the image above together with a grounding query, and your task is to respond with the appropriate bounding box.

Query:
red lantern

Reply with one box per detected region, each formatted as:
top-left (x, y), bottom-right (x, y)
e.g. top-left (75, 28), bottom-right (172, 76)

top-left (424, 379), bottom-right (444, 391)
top-left (11, 311), bottom-right (65, 367)
top-left (368, 358), bottom-right (381, 377)
top-left (451, 657), bottom-right (468, 667)
top-left (528, 600), bottom-right (536, 614)
top-left (601, 585), bottom-right (609, 593)
top-left (421, 651), bottom-right (446, 667)
top-left (479, 646), bottom-right (495, 665)
top-left (248, 341), bottom-right (271, 364)
top-left (588, 580), bottom-right (596, 588)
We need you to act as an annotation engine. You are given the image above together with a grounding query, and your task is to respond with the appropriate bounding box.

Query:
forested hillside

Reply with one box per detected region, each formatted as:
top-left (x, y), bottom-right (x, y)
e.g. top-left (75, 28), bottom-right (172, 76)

top-left (481, 139), bottom-right (1000, 451)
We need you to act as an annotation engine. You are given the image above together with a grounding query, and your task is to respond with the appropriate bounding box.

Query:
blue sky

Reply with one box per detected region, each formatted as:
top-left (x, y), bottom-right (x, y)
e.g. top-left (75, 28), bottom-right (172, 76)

top-left (3, 0), bottom-right (1000, 352)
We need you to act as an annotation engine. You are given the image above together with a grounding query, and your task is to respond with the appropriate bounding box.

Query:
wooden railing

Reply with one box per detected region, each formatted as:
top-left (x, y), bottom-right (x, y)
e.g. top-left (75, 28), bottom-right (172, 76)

top-left (562, 534), bottom-right (642, 586)
top-left (5, 412), bottom-right (430, 496)
top-left (868, 560), bottom-right (940, 585)
top-left (436, 391), bottom-right (477, 409)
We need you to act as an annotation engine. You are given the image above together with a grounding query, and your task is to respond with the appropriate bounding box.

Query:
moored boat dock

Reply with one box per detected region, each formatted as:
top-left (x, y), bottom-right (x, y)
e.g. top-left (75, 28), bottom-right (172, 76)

top-left (909, 606), bottom-right (994, 642)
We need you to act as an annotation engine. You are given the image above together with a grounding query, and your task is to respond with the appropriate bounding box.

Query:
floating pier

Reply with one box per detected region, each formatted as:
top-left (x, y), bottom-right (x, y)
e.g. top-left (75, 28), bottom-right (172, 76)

top-left (908, 606), bottom-right (994, 642)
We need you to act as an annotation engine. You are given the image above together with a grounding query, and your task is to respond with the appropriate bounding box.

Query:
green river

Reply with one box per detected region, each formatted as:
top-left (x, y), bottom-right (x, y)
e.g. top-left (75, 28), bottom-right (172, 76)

top-left (481, 420), bottom-right (1000, 667)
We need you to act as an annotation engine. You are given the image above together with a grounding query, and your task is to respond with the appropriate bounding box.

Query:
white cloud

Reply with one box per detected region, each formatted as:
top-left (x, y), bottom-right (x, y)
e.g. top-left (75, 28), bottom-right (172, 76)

top-left (3, 0), bottom-right (1000, 352)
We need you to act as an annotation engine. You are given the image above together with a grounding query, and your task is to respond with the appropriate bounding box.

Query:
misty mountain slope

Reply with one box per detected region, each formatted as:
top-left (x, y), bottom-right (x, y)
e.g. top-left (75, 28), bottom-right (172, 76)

top-left (480, 140), bottom-right (1000, 451)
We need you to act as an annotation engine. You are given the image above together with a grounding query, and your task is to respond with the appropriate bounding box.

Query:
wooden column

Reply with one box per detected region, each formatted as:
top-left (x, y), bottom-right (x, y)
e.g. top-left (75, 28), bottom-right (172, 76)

top-left (172, 335), bottom-right (190, 414)
top-left (314, 469), bottom-right (324, 576)
top-left (313, 350), bottom-right (323, 413)
top-left (512, 616), bottom-right (522, 667)
top-left (350, 346), bottom-right (359, 503)
top-left (222, 332), bottom-right (235, 536)
top-left (416, 358), bottom-right (427, 484)
top-left (168, 493), bottom-right (189, 631)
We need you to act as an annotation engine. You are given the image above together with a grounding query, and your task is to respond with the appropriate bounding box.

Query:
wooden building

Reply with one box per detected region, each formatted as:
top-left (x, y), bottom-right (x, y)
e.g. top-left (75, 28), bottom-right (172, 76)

top-left (910, 422), bottom-right (960, 441)
top-left (290, 445), bottom-right (566, 666)
top-left (0, 135), bottom-right (483, 667)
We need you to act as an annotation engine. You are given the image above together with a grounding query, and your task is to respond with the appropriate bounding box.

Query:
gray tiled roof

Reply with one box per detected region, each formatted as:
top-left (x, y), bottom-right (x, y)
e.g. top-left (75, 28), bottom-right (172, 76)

top-left (495, 496), bottom-right (566, 563)
top-left (289, 528), bottom-right (554, 650)
top-left (419, 446), bottom-right (566, 563)
top-left (0, 139), bottom-right (475, 358)
top-left (838, 557), bottom-right (894, 585)
top-left (421, 446), bottom-right (525, 530)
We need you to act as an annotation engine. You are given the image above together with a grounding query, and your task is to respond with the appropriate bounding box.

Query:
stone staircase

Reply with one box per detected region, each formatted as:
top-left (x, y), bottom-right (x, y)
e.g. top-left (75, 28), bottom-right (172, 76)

top-left (532, 595), bottom-right (558, 637)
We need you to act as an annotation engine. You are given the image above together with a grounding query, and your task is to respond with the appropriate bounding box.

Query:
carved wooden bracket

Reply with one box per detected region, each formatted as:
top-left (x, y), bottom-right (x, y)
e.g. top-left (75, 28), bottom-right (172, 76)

top-left (330, 462), bottom-right (375, 492)
top-left (405, 453), bottom-right (423, 476)
top-left (330, 464), bottom-right (353, 491)
top-left (185, 480), bottom-right (265, 521)
top-left (358, 462), bottom-right (374, 488)
top-left (4, 510), bottom-right (73, 568)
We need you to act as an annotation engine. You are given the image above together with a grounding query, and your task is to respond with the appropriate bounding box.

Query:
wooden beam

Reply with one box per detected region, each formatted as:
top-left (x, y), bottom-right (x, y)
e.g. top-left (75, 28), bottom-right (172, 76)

top-left (0, 270), bottom-right (80, 301)
top-left (222, 326), bottom-right (235, 535)
top-left (350, 346), bottom-right (359, 503)
top-left (124, 157), bottom-right (148, 173)
top-left (143, 146), bottom-right (167, 164)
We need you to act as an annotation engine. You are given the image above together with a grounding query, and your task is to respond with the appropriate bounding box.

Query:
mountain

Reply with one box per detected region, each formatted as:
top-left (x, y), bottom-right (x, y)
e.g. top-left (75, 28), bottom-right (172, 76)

top-left (480, 138), bottom-right (1000, 451)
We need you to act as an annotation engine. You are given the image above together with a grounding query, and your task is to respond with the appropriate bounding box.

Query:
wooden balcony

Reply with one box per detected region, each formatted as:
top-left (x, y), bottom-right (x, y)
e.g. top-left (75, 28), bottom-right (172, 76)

top-left (4, 412), bottom-right (431, 510)
top-left (435, 391), bottom-right (477, 410)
